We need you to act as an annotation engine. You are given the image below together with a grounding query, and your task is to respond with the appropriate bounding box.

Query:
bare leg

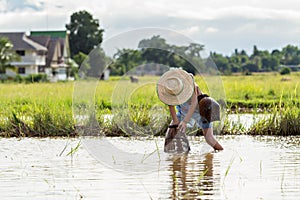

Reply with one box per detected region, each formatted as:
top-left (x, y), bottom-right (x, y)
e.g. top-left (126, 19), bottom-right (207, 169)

top-left (203, 128), bottom-right (223, 151)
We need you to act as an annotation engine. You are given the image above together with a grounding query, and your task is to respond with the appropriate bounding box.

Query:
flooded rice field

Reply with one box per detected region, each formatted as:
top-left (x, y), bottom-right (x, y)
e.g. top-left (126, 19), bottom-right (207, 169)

top-left (0, 135), bottom-right (299, 199)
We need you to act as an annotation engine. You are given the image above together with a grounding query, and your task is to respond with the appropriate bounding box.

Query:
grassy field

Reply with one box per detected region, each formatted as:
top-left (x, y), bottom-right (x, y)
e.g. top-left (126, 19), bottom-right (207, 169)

top-left (1, 72), bottom-right (299, 109)
top-left (221, 72), bottom-right (300, 111)
top-left (0, 72), bottom-right (299, 136)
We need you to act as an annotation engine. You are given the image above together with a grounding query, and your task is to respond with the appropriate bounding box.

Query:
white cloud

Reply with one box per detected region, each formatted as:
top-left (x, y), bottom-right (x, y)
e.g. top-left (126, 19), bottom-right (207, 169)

top-left (180, 26), bottom-right (200, 36)
top-left (0, 0), bottom-right (8, 12)
top-left (1, 0), bottom-right (300, 55)
top-left (0, 10), bottom-right (67, 32)
top-left (25, 0), bottom-right (44, 7)
top-left (205, 27), bottom-right (218, 33)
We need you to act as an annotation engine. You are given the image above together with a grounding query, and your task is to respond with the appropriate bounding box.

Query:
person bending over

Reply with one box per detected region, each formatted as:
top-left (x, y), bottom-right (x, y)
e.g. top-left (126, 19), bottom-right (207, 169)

top-left (157, 69), bottom-right (223, 151)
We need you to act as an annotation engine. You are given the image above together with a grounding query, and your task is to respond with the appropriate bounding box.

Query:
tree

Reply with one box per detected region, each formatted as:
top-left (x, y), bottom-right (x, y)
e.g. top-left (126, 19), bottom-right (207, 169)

top-left (186, 43), bottom-right (204, 57)
top-left (253, 45), bottom-right (259, 57)
top-left (211, 52), bottom-right (231, 74)
top-left (66, 10), bottom-right (104, 57)
top-left (137, 36), bottom-right (205, 74)
top-left (112, 49), bottom-right (143, 75)
top-left (242, 63), bottom-right (259, 72)
top-left (0, 36), bottom-right (18, 74)
top-left (228, 49), bottom-right (249, 73)
top-left (261, 55), bottom-right (280, 71)
top-left (281, 45), bottom-right (300, 65)
top-left (183, 43), bottom-right (205, 74)
top-left (138, 35), bottom-right (171, 65)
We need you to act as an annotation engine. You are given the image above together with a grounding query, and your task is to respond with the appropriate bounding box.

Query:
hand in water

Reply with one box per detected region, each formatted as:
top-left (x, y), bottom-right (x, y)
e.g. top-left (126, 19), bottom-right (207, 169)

top-left (178, 121), bottom-right (187, 133)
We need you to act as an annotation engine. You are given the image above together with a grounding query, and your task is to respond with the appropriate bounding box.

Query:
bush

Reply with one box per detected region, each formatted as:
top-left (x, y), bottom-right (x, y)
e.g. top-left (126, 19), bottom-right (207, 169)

top-left (244, 71), bottom-right (252, 76)
top-left (0, 74), bottom-right (7, 82)
top-left (280, 67), bottom-right (291, 75)
top-left (0, 74), bottom-right (49, 83)
top-left (24, 74), bottom-right (48, 83)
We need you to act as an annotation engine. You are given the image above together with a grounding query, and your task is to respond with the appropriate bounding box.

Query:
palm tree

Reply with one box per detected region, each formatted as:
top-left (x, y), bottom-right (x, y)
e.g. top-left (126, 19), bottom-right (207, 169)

top-left (0, 36), bottom-right (17, 74)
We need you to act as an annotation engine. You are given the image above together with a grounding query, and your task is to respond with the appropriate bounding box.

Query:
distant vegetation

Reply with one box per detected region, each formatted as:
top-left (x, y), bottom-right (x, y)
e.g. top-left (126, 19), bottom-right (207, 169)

top-left (109, 37), bottom-right (300, 76)
top-left (63, 10), bottom-right (300, 77)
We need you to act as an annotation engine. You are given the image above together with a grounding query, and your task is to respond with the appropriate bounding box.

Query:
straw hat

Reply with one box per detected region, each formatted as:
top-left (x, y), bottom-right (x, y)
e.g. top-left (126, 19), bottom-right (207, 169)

top-left (157, 69), bottom-right (194, 105)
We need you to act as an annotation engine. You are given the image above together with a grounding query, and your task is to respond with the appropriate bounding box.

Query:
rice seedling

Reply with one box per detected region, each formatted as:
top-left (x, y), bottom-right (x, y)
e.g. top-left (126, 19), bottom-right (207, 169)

top-left (260, 160), bottom-right (263, 176)
top-left (0, 72), bottom-right (299, 137)
top-left (140, 149), bottom-right (158, 164)
top-left (112, 155), bottom-right (116, 164)
top-left (281, 166), bottom-right (285, 193)
top-left (66, 140), bottom-right (81, 156)
top-left (59, 139), bottom-right (71, 156)
top-left (155, 138), bottom-right (161, 160)
top-left (246, 91), bottom-right (300, 136)
top-left (222, 156), bottom-right (235, 187)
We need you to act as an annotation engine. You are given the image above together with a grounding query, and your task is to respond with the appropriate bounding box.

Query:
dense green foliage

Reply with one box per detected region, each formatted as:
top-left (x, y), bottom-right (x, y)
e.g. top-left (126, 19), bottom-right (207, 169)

top-left (66, 10), bottom-right (104, 57)
top-left (211, 45), bottom-right (300, 74)
top-left (0, 36), bottom-right (19, 74)
top-left (280, 67), bottom-right (291, 75)
top-left (110, 36), bottom-right (207, 75)
top-left (111, 40), bottom-right (300, 75)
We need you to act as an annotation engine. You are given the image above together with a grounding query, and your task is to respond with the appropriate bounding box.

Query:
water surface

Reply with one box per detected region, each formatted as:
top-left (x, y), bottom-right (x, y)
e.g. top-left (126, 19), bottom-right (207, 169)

top-left (0, 136), bottom-right (299, 199)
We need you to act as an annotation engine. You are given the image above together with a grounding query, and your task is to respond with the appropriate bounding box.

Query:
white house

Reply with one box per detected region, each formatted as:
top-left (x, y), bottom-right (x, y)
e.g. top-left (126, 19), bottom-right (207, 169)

top-left (0, 32), bottom-right (47, 76)
top-left (0, 31), bottom-right (73, 81)
top-left (30, 31), bottom-right (72, 81)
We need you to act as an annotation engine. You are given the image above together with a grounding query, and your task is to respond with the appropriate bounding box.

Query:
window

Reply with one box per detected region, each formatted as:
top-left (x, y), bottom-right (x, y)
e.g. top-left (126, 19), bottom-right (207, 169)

top-left (16, 50), bottom-right (25, 56)
top-left (18, 67), bottom-right (25, 74)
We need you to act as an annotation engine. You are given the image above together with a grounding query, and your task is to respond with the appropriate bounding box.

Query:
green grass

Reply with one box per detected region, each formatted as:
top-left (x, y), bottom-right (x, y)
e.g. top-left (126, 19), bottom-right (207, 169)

top-left (221, 72), bottom-right (300, 111)
top-left (1, 72), bottom-right (299, 111)
top-left (0, 72), bottom-right (299, 136)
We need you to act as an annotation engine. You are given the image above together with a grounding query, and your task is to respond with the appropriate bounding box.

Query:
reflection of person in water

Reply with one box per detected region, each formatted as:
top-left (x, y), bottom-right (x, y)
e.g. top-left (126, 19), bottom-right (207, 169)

top-left (169, 153), bottom-right (216, 199)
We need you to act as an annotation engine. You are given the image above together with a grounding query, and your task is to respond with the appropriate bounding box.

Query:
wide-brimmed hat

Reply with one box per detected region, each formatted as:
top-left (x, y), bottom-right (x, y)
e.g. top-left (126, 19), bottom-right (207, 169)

top-left (157, 69), bottom-right (194, 106)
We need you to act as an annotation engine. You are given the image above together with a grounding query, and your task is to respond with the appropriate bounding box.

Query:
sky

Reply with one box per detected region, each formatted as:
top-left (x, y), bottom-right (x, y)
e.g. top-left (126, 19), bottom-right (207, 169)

top-left (1, 0), bottom-right (300, 56)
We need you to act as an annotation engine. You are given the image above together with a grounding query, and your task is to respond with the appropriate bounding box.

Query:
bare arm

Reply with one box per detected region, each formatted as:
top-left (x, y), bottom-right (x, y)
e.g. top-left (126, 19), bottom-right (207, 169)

top-left (178, 85), bottom-right (199, 132)
top-left (168, 105), bottom-right (179, 125)
top-left (182, 91), bottom-right (197, 123)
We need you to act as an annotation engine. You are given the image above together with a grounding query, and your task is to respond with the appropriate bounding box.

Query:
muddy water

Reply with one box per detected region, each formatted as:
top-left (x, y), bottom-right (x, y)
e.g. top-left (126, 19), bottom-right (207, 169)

top-left (0, 136), bottom-right (299, 199)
